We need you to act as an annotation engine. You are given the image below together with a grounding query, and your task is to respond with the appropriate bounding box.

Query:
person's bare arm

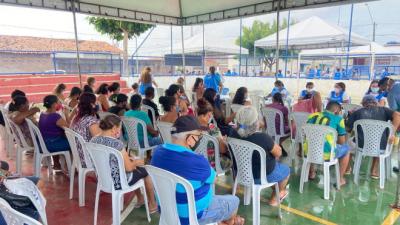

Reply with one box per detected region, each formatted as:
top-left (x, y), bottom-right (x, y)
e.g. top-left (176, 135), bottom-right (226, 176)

top-left (218, 136), bottom-right (227, 154)
top-left (152, 80), bottom-right (158, 87)
top-left (121, 149), bottom-right (145, 171)
top-left (56, 117), bottom-right (69, 128)
top-left (12, 107), bottom-right (40, 125)
top-left (337, 135), bottom-right (346, 145)
top-left (99, 96), bottom-right (110, 111)
top-left (89, 123), bottom-right (102, 137)
top-left (271, 144), bottom-right (282, 158)
top-left (147, 125), bottom-right (159, 136)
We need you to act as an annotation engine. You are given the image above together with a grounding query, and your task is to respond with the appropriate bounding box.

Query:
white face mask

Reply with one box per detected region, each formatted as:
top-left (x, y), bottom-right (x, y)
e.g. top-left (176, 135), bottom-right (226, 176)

top-left (306, 88), bottom-right (314, 93)
top-left (334, 88), bottom-right (341, 94)
top-left (371, 87), bottom-right (379, 93)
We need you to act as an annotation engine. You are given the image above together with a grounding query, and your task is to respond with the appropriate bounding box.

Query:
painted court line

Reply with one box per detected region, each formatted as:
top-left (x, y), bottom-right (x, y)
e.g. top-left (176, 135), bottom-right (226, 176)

top-left (216, 182), bottom-right (338, 225)
top-left (381, 210), bottom-right (400, 225)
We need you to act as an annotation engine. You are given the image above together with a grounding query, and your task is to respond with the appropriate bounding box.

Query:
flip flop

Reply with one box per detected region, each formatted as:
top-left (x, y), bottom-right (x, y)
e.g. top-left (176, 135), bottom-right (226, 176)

top-left (371, 175), bottom-right (379, 180)
top-left (134, 202), bottom-right (144, 209)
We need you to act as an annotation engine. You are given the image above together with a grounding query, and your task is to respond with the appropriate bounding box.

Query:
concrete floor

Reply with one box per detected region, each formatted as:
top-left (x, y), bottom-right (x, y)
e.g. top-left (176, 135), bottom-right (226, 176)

top-left (2, 136), bottom-right (400, 225)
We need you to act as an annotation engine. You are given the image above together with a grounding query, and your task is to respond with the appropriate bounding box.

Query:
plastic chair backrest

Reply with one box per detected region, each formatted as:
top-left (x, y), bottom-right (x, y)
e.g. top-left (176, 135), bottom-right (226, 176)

top-left (342, 103), bottom-right (362, 117)
top-left (289, 112), bottom-right (310, 141)
top-left (227, 137), bottom-right (268, 186)
top-left (64, 128), bottom-right (93, 169)
top-left (8, 119), bottom-right (31, 149)
top-left (224, 98), bottom-right (232, 118)
top-left (145, 165), bottom-right (199, 225)
top-left (122, 116), bottom-right (149, 150)
top-left (4, 178), bottom-right (47, 225)
top-left (98, 111), bottom-right (114, 120)
top-left (353, 119), bottom-right (393, 156)
top-left (85, 142), bottom-right (129, 193)
top-left (261, 107), bottom-right (285, 137)
top-left (0, 106), bottom-right (13, 136)
top-left (231, 104), bottom-right (244, 114)
top-left (0, 198), bottom-right (42, 225)
top-left (194, 134), bottom-right (224, 174)
top-left (301, 124), bottom-right (337, 164)
top-left (157, 121), bottom-right (173, 144)
top-left (25, 119), bottom-right (50, 154)
top-left (141, 105), bottom-right (156, 127)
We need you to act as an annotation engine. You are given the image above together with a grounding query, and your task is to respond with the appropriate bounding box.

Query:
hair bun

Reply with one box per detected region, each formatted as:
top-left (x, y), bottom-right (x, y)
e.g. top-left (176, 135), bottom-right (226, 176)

top-left (197, 98), bottom-right (208, 108)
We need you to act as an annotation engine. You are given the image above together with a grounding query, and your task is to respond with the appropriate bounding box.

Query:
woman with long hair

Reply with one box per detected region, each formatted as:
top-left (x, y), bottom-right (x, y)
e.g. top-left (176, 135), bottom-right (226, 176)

top-left (65, 87), bottom-right (82, 109)
top-left (192, 77), bottom-right (205, 100)
top-left (138, 67), bottom-right (158, 95)
top-left (53, 83), bottom-right (67, 102)
top-left (366, 80), bottom-right (386, 106)
top-left (232, 87), bottom-right (251, 106)
top-left (159, 96), bottom-right (178, 123)
top-left (96, 83), bottom-right (110, 112)
top-left (165, 84), bottom-right (188, 116)
top-left (327, 82), bottom-right (350, 104)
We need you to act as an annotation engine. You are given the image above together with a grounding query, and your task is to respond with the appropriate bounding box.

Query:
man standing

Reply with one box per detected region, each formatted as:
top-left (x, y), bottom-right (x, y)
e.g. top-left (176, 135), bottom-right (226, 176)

top-left (346, 95), bottom-right (400, 178)
top-left (305, 101), bottom-right (350, 186)
top-left (204, 66), bottom-right (223, 93)
top-left (151, 116), bottom-right (244, 225)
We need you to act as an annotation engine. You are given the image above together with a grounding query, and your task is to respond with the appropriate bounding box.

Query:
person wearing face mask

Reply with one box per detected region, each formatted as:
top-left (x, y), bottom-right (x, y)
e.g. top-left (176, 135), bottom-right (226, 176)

top-left (151, 115), bottom-right (244, 225)
top-left (71, 93), bottom-right (102, 168)
top-left (366, 80), bottom-right (386, 106)
top-left (299, 82), bottom-right (316, 100)
top-left (327, 82), bottom-right (350, 104)
top-left (90, 115), bottom-right (158, 213)
top-left (305, 101), bottom-right (350, 186)
top-left (267, 80), bottom-right (290, 99)
top-left (196, 98), bottom-right (232, 171)
top-left (39, 95), bottom-right (71, 171)
top-left (293, 82), bottom-right (323, 113)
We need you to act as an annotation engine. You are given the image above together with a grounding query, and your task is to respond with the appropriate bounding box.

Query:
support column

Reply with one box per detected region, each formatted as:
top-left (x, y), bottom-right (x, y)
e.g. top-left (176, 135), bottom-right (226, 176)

top-left (202, 24), bottom-right (205, 75)
top-left (71, 0), bottom-right (82, 87)
top-left (275, 0), bottom-right (281, 79)
top-left (284, 10), bottom-right (291, 77)
top-left (345, 4), bottom-right (354, 79)
top-left (239, 17), bottom-right (243, 76)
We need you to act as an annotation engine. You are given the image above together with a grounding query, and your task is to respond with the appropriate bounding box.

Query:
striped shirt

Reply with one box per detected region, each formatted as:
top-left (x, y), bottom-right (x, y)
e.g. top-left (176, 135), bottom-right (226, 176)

top-left (151, 143), bottom-right (215, 225)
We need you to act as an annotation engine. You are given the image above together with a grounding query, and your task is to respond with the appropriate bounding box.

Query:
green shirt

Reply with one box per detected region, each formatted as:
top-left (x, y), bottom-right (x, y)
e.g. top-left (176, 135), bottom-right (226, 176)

top-left (305, 111), bottom-right (346, 160)
top-left (124, 110), bottom-right (153, 143)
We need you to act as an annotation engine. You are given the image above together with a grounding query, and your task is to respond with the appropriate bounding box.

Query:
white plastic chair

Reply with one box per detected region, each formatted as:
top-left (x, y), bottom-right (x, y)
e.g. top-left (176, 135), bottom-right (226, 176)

top-left (0, 106), bottom-right (14, 158)
top-left (25, 119), bottom-right (72, 177)
top-left (261, 107), bottom-right (290, 144)
top-left (352, 119), bottom-right (393, 189)
top-left (97, 111), bottom-right (114, 120)
top-left (224, 98), bottom-right (232, 118)
top-left (86, 143), bottom-right (151, 225)
top-left (4, 178), bottom-right (47, 225)
top-left (299, 124), bottom-right (340, 200)
top-left (227, 138), bottom-right (282, 225)
top-left (289, 112), bottom-right (310, 165)
top-left (194, 134), bottom-right (230, 177)
top-left (64, 128), bottom-right (95, 207)
top-left (0, 198), bottom-right (42, 225)
top-left (157, 121), bottom-right (173, 144)
top-left (122, 116), bottom-right (157, 159)
top-left (141, 105), bottom-right (156, 128)
top-left (145, 165), bottom-right (217, 225)
top-left (8, 119), bottom-right (34, 175)
top-left (230, 104), bottom-right (244, 114)
top-left (191, 92), bottom-right (198, 115)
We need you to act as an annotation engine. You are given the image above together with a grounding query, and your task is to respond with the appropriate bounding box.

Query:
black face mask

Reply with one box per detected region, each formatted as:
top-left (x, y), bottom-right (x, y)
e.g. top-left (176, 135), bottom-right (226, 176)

top-left (187, 134), bottom-right (203, 151)
top-left (94, 104), bottom-right (100, 112)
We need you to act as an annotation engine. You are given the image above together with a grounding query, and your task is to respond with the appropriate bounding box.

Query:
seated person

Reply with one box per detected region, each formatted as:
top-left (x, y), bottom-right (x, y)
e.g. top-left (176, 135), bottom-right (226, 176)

top-left (6, 89), bottom-right (26, 112)
top-left (39, 95), bottom-right (71, 171)
top-left (124, 94), bottom-right (161, 147)
top-left (159, 96), bottom-right (179, 124)
top-left (192, 78), bottom-right (205, 101)
top-left (65, 87), bottom-right (82, 109)
top-left (232, 106), bottom-right (289, 206)
top-left (327, 82), bottom-right (350, 104)
top-left (366, 80), bottom-right (386, 106)
top-left (165, 84), bottom-right (189, 116)
top-left (53, 83), bottom-right (66, 103)
top-left (142, 87), bottom-right (160, 124)
top-left (151, 116), bottom-right (244, 225)
top-left (108, 93), bottom-right (128, 117)
top-left (232, 87), bottom-right (251, 106)
top-left (196, 98), bottom-right (232, 171)
top-left (306, 101), bottom-right (350, 186)
top-left (96, 83), bottom-right (110, 112)
top-left (9, 96), bottom-right (40, 147)
top-left (91, 115), bottom-right (157, 212)
top-left (294, 82), bottom-right (322, 113)
top-left (108, 82), bottom-right (121, 105)
top-left (346, 95), bottom-right (400, 178)
top-left (267, 80), bottom-right (290, 99)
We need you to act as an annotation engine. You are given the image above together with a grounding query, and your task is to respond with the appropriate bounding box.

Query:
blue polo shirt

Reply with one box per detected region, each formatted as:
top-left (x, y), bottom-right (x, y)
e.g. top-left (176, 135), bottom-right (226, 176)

top-left (204, 73), bottom-right (222, 92)
top-left (151, 143), bottom-right (216, 225)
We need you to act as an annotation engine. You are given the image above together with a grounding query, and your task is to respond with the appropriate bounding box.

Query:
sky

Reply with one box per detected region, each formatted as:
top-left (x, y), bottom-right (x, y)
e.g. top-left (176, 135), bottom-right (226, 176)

top-left (0, 0), bottom-right (399, 56)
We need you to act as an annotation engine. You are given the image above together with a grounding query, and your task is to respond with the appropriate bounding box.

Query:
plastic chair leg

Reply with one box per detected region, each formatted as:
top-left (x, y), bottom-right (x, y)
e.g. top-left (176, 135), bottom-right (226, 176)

top-left (299, 161), bottom-right (308, 193)
top-left (140, 183), bottom-right (151, 222)
top-left (232, 179), bottom-right (238, 196)
top-left (112, 194), bottom-right (121, 225)
top-left (244, 186), bottom-right (251, 206)
top-left (16, 147), bottom-right (22, 175)
top-left (386, 157), bottom-right (392, 179)
top-left (353, 154), bottom-right (362, 185)
top-left (78, 170), bottom-right (86, 207)
top-left (379, 157), bottom-right (385, 189)
top-left (93, 186), bottom-right (100, 225)
top-left (69, 163), bottom-right (76, 200)
top-left (335, 163), bottom-right (341, 190)
top-left (323, 165), bottom-right (330, 200)
top-left (252, 186), bottom-right (261, 225)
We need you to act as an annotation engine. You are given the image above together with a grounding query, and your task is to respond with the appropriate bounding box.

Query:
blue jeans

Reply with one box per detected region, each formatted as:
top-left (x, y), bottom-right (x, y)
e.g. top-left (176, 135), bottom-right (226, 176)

top-left (139, 136), bottom-right (162, 148)
top-left (44, 136), bottom-right (70, 153)
top-left (198, 195), bottom-right (239, 225)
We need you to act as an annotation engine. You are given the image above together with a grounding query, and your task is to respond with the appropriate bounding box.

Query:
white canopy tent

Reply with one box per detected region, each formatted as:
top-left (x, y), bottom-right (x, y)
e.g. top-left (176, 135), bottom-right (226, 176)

top-left (300, 42), bottom-right (394, 57)
top-left (254, 16), bottom-right (370, 50)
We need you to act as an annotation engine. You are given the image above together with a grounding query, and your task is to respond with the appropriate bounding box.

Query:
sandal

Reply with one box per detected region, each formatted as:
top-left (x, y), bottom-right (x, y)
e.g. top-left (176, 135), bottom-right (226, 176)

top-left (233, 216), bottom-right (245, 225)
top-left (149, 207), bottom-right (158, 214)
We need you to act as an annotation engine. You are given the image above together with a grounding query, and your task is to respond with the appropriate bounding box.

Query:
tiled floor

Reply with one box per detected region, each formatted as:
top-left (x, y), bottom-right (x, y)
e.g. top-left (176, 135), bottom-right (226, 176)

top-left (2, 134), bottom-right (400, 225)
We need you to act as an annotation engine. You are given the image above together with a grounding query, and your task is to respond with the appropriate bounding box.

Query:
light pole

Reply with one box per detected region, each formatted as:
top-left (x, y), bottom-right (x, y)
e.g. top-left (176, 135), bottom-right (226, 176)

top-left (365, 3), bottom-right (376, 42)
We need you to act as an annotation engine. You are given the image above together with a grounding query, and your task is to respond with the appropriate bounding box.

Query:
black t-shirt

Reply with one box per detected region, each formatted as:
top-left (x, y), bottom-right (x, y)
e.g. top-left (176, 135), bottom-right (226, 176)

top-left (108, 106), bottom-right (126, 116)
top-left (231, 131), bottom-right (276, 179)
top-left (142, 99), bottom-right (160, 124)
top-left (346, 106), bottom-right (394, 149)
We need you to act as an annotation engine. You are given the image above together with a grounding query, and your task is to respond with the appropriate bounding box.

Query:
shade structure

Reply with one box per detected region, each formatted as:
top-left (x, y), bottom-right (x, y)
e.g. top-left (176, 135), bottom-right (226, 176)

top-left (164, 33), bottom-right (249, 56)
top-left (300, 42), bottom-right (394, 57)
top-left (0, 0), bottom-right (373, 26)
top-left (254, 16), bottom-right (371, 50)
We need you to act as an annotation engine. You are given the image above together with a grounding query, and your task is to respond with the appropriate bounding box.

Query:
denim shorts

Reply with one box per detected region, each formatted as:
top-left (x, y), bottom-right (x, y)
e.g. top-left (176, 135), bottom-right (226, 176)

top-left (198, 195), bottom-right (239, 225)
top-left (335, 144), bottom-right (349, 159)
top-left (44, 136), bottom-right (70, 153)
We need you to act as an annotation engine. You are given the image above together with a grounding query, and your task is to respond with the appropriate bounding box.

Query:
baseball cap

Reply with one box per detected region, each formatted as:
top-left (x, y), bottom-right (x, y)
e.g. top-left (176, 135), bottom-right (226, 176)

top-left (171, 115), bottom-right (201, 134)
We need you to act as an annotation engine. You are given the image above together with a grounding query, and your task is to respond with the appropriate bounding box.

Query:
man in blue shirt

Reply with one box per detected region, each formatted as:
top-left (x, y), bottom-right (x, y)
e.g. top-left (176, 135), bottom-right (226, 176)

top-left (151, 116), bottom-right (243, 225)
top-left (204, 66), bottom-right (223, 93)
top-left (382, 67), bottom-right (389, 79)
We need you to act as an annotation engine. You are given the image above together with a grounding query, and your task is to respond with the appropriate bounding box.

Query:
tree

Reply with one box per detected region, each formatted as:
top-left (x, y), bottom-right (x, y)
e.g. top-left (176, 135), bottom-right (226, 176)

top-left (236, 19), bottom-right (294, 72)
top-left (88, 17), bottom-right (154, 76)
